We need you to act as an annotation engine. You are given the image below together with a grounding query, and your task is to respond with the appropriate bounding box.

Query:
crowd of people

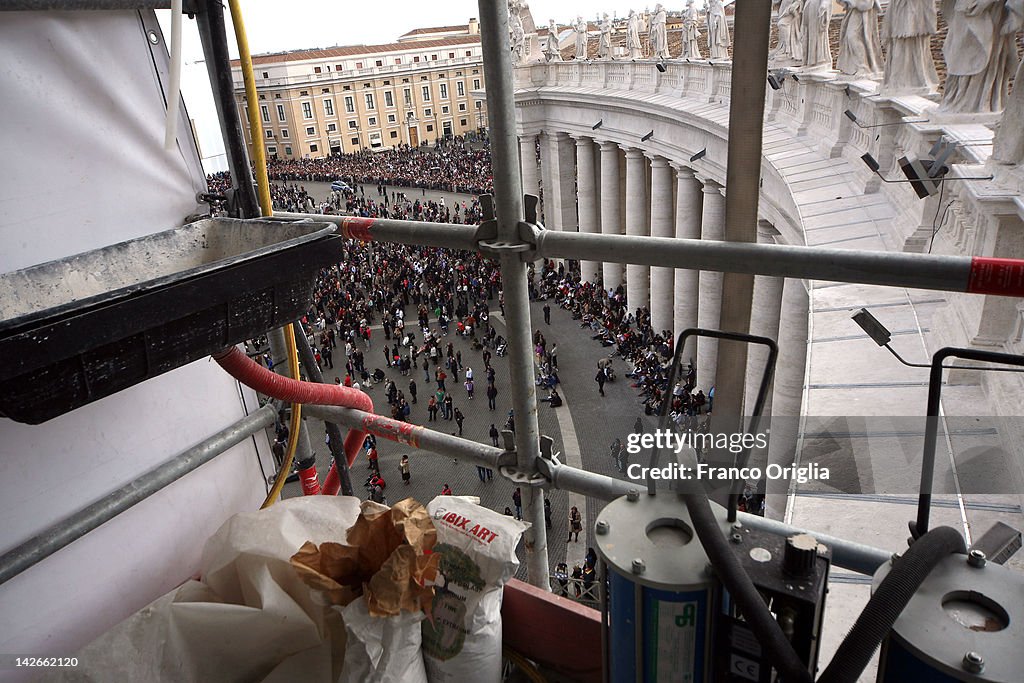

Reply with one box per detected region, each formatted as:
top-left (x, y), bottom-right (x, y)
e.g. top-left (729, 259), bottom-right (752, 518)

top-left (265, 136), bottom-right (493, 195)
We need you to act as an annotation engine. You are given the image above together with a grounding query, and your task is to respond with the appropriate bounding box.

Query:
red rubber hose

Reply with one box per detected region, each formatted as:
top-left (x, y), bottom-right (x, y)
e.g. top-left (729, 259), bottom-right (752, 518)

top-left (214, 346), bottom-right (372, 494)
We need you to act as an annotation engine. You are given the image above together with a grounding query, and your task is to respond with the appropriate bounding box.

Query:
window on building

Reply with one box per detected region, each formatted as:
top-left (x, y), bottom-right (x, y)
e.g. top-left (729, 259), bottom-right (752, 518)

top-left (414, 56), bottom-right (420, 63)
top-left (285, 146), bottom-right (292, 155)
top-left (262, 71), bottom-right (269, 79)
top-left (421, 85), bottom-right (431, 102)
top-left (383, 80), bottom-right (391, 85)
top-left (348, 120), bottom-right (357, 129)
top-left (375, 60), bottom-right (383, 66)
top-left (310, 143), bottom-right (318, 152)
top-left (265, 129), bottom-right (274, 138)
top-left (439, 83), bottom-right (448, 99)
top-left (404, 88), bottom-right (412, 107)
top-left (327, 123), bottom-right (337, 132)
top-left (351, 137), bottom-right (359, 145)
top-left (395, 58), bottom-right (402, 64)
top-left (363, 82), bottom-right (371, 88)
top-left (473, 79), bottom-right (481, 89)
top-left (365, 93), bottom-right (375, 110)
top-left (460, 118), bottom-right (467, 126)
top-left (322, 88), bottom-right (330, 93)
top-left (431, 54), bottom-right (438, 61)
top-left (314, 66), bottom-right (322, 74)
top-left (343, 85), bottom-right (351, 91)
top-left (402, 77), bottom-right (410, 83)
top-left (449, 52), bottom-right (455, 58)
top-left (457, 81), bottom-right (465, 97)
top-left (426, 124), bottom-right (433, 132)
top-left (424, 108), bottom-right (432, 116)
top-left (260, 105), bottom-right (269, 123)
top-left (274, 93), bottom-right (281, 99)
top-left (384, 91), bottom-right (394, 108)
top-left (472, 69), bottom-right (480, 74)
top-left (458, 103), bottom-right (466, 112)
top-left (259, 94), bottom-right (266, 99)
top-left (356, 62), bottom-right (363, 69)
top-left (281, 129), bottom-right (289, 138)
top-left (276, 104), bottom-right (286, 122)
top-left (335, 64), bottom-right (343, 71)
top-left (368, 117), bottom-right (377, 126)
top-left (302, 102), bottom-right (312, 119)
top-left (306, 126), bottom-right (315, 136)
top-left (300, 90), bottom-right (309, 96)
top-left (442, 105), bottom-right (449, 114)
top-left (243, 105), bottom-right (249, 124)
top-left (466, 50), bottom-right (472, 56)
top-left (421, 75), bottom-right (428, 81)
top-left (267, 145), bottom-right (277, 157)
top-left (391, 131), bottom-right (398, 139)
top-left (387, 113), bottom-right (397, 123)
top-left (344, 96), bottom-right (354, 113)
top-left (323, 98), bottom-right (334, 116)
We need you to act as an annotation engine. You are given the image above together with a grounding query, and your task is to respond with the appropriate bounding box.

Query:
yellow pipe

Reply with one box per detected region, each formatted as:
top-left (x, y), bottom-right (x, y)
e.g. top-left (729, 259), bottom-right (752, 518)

top-left (227, 0), bottom-right (301, 507)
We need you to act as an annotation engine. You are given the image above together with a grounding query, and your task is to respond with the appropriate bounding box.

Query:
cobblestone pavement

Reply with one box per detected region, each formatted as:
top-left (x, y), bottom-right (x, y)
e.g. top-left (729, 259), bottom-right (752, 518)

top-left (273, 229), bottom-right (659, 587)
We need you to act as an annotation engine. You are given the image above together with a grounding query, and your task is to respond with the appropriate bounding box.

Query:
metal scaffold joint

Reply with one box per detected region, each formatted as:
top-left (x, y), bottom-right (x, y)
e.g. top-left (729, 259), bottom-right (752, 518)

top-left (475, 193), bottom-right (544, 260)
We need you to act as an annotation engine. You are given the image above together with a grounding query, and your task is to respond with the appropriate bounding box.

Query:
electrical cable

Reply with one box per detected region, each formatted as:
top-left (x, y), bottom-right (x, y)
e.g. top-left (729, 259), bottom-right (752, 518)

top-left (818, 526), bottom-right (966, 683)
top-left (225, 0), bottom-right (300, 508)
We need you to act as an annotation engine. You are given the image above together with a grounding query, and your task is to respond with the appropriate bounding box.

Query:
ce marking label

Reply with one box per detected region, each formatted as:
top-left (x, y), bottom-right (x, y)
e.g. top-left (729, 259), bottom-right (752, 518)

top-left (729, 653), bottom-right (760, 681)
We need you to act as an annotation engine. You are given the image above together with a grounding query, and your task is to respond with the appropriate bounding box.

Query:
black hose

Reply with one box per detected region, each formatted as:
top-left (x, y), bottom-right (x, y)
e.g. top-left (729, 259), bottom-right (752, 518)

top-left (818, 526), bottom-right (966, 683)
top-left (682, 493), bottom-right (813, 683)
top-left (293, 328), bottom-right (355, 497)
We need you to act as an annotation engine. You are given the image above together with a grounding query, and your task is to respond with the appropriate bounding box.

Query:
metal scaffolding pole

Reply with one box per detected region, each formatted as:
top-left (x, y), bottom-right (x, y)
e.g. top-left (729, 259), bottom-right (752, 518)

top-left (276, 213), bottom-right (1024, 299)
top-left (716, 0), bottom-right (772, 427)
top-left (0, 405), bottom-right (276, 587)
top-left (477, 0), bottom-right (550, 589)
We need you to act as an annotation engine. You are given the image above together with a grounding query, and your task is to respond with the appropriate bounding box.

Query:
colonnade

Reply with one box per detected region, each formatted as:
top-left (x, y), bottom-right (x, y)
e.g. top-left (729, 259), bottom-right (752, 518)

top-left (519, 128), bottom-right (809, 514)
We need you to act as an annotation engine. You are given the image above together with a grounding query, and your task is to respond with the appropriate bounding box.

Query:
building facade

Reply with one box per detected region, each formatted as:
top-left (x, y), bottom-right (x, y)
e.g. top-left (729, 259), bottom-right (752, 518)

top-left (231, 21), bottom-right (488, 160)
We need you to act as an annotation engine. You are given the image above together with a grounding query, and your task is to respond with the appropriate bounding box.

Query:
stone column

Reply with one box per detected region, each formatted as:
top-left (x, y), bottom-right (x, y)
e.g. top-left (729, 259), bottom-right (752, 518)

top-left (765, 277), bottom-right (809, 519)
top-left (599, 141), bottom-right (624, 290)
top-left (674, 165), bottom-right (702, 361)
top-left (575, 136), bottom-right (600, 284)
top-left (539, 131), bottom-right (559, 229)
top-left (696, 177), bottom-right (725, 392)
top-left (519, 133), bottom-right (540, 200)
top-left (649, 156), bottom-right (674, 334)
top-left (624, 147), bottom-right (650, 313)
top-left (744, 222), bottom-right (784, 414)
top-left (555, 133), bottom-right (578, 235)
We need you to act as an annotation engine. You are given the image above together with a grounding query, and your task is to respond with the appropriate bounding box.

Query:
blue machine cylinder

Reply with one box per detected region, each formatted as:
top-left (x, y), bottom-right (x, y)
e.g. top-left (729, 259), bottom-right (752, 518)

top-left (596, 493), bottom-right (729, 682)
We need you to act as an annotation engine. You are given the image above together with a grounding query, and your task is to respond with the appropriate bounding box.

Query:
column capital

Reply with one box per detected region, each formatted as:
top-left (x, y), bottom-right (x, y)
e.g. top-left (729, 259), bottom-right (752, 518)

top-left (597, 140), bottom-right (620, 153)
top-left (552, 130), bottom-right (574, 142)
top-left (672, 163), bottom-right (697, 178)
top-left (648, 155), bottom-right (671, 169)
top-left (572, 134), bottom-right (594, 147)
top-left (623, 146), bottom-right (646, 160)
top-left (697, 175), bottom-right (725, 194)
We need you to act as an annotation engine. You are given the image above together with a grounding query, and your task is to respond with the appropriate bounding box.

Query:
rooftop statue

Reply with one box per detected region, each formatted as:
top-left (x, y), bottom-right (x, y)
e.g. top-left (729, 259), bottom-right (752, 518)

top-left (992, 37), bottom-right (1024, 164)
top-left (510, 0), bottom-right (541, 64)
top-left (627, 10), bottom-right (644, 59)
top-left (801, 0), bottom-right (833, 70)
top-left (836, 0), bottom-right (883, 76)
top-left (708, 0), bottom-right (731, 59)
top-left (880, 0), bottom-right (939, 94)
top-left (598, 13), bottom-right (614, 59)
top-left (773, 0), bottom-right (804, 65)
top-left (683, 0), bottom-right (703, 59)
top-left (574, 16), bottom-right (588, 59)
top-left (543, 19), bottom-right (562, 62)
top-left (651, 4), bottom-right (670, 59)
top-left (510, 7), bottom-right (526, 64)
top-left (938, 0), bottom-right (1022, 114)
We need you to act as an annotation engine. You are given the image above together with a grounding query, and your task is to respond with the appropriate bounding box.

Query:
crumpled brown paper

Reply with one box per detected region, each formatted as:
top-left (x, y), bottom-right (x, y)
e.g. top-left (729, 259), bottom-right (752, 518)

top-left (291, 498), bottom-right (438, 616)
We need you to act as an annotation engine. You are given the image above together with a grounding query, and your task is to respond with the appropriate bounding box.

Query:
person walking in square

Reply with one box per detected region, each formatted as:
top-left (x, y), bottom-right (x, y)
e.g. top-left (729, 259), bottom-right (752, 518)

top-left (487, 383), bottom-right (498, 410)
top-left (409, 379), bottom-right (417, 403)
top-left (568, 506), bottom-right (582, 542)
top-left (489, 423), bottom-right (500, 447)
top-left (399, 454), bottom-right (411, 485)
top-left (596, 369), bottom-right (606, 396)
top-left (454, 407), bottom-right (465, 436)
top-left (512, 487), bottom-right (523, 520)
top-left (543, 303), bottom-right (551, 324)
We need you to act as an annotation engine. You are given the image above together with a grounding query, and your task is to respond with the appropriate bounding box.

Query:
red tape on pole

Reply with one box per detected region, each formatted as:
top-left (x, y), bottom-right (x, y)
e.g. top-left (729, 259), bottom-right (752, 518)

top-left (967, 257), bottom-right (1024, 297)
top-left (341, 216), bottom-right (375, 241)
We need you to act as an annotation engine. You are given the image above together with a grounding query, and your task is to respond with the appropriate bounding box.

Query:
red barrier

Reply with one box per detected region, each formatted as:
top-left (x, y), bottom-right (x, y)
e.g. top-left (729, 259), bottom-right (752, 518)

top-left (967, 257), bottom-right (1024, 297)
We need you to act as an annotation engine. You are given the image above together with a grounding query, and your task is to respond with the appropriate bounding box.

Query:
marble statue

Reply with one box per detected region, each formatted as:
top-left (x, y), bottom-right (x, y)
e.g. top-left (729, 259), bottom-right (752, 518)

top-left (574, 16), bottom-right (588, 58)
top-left (510, 0), bottom-right (541, 63)
top-left (801, 0), bottom-right (833, 70)
top-left (708, 0), bottom-right (731, 60)
top-left (880, 0), bottom-right (939, 94)
top-left (938, 0), bottom-right (1021, 114)
top-left (774, 0), bottom-right (804, 64)
top-left (598, 12), bottom-right (613, 59)
top-left (992, 29), bottom-right (1024, 164)
top-left (836, 0), bottom-right (882, 76)
top-left (683, 0), bottom-right (703, 59)
top-left (650, 4), bottom-right (670, 59)
top-left (543, 19), bottom-right (562, 61)
top-left (510, 7), bottom-right (526, 64)
top-left (627, 10), bottom-right (643, 59)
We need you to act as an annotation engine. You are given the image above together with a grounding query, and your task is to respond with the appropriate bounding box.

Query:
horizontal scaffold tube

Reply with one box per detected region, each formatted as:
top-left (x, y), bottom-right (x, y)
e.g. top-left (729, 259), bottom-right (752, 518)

top-left (277, 213), bottom-right (1024, 298)
top-left (213, 346), bottom-right (371, 494)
